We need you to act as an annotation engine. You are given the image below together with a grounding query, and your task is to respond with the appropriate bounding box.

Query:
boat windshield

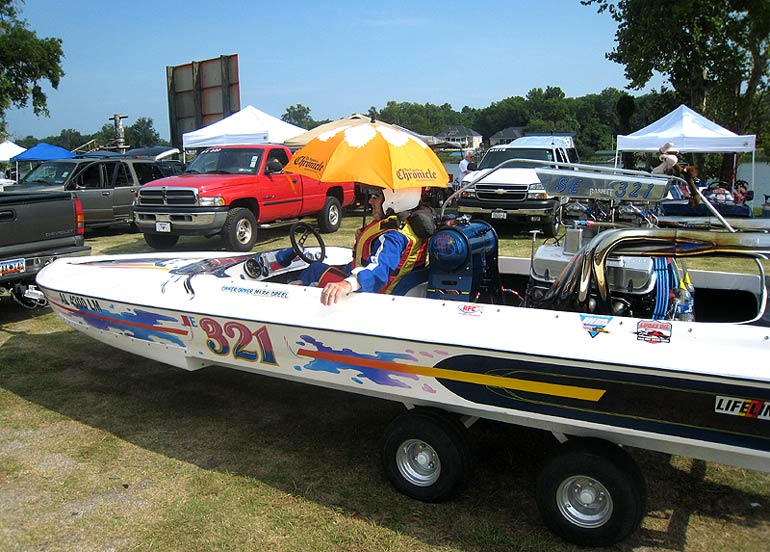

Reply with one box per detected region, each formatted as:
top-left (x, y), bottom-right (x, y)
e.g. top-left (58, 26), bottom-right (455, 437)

top-left (185, 148), bottom-right (264, 175)
top-left (478, 148), bottom-right (554, 170)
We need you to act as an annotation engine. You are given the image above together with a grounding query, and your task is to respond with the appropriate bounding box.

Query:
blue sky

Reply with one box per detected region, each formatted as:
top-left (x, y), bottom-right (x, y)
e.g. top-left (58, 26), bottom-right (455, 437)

top-left (6, 0), bottom-right (666, 142)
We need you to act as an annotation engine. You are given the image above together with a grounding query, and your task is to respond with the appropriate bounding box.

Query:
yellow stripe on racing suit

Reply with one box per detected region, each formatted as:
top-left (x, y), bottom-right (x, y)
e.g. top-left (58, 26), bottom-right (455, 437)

top-left (353, 215), bottom-right (428, 294)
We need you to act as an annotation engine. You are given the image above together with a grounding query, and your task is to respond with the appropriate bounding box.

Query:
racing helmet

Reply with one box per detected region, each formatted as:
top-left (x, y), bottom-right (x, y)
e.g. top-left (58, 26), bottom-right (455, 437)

top-left (381, 187), bottom-right (422, 215)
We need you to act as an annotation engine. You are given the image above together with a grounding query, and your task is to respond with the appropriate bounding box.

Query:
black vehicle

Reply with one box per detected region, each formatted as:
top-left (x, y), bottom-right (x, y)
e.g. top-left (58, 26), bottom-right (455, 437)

top-left (0, 191), bottom-right (90, 307)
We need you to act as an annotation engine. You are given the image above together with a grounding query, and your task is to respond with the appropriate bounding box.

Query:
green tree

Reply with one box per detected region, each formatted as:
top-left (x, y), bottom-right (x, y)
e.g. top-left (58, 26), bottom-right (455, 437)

top-left (281, 104), bottom-right (315, 129)
top-left (42, 128), bottom-right (89, 151)
top-left (584, 0), bottom-right (770, 174)
top-left (125, 117), bottom-right (164, 148)
top-left (91, 123), bottom-right (116, 149)
top-left (0, 1), bottom-right (64, 135)
top-left (472, 96), bottom-right (529, 139)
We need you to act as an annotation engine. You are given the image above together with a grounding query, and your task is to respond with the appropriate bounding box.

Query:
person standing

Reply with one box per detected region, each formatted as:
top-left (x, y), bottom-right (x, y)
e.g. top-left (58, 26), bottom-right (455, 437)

top-left (457, 151), bottom-right (474, 188)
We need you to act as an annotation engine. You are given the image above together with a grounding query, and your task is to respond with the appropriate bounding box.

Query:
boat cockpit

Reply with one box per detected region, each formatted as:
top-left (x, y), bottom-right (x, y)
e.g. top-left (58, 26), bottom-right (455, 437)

top-left (234, 163), bottom-right (770, 327)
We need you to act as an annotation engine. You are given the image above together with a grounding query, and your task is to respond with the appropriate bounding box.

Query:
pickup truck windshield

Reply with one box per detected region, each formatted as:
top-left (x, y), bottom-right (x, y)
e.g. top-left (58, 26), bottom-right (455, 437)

top-left (477, 148), bottom-right (554, 170)
top-left (19, 161), bottom-right (76, 186)
top-left (185, 148), bottom-right (264, 175)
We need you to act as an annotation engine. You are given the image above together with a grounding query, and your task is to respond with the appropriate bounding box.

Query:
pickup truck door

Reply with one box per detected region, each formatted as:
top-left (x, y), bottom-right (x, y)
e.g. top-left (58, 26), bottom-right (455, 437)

top-left (258, 149), bottom-right (303, 221)
top-left (68, 161), bottom-right (113, 225)
top-left (109, 161), bottom-right (140, 221)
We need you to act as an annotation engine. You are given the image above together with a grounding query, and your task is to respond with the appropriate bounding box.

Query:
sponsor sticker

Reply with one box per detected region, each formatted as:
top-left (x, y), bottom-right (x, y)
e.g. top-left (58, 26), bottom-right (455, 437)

top-left (0, 257), bottom-right (25, 277)
top-left (636, 320), bottom-right (672, 343)
top-left (457, 304), bottom-right (483, 316)
top-left (580, 314), bottom-right (612, 338)
top-left (715, 396), bottom-right (770, 421)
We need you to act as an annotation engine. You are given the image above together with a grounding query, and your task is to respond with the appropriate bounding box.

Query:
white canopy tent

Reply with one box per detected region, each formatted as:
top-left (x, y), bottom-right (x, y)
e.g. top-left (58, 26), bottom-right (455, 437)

top-left (0, 140), bottom-right (27, 188)
top-left (0, 140), bottom-right (26, 162)
top-left (182, 105), bottom-right (306, 149)
top-left (615, 104), bottom-right (756, 187)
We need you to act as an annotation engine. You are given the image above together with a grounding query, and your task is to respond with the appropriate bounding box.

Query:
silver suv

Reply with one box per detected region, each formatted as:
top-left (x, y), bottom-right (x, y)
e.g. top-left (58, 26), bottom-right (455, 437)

top-left (12, 154), bottom-right (183, 229)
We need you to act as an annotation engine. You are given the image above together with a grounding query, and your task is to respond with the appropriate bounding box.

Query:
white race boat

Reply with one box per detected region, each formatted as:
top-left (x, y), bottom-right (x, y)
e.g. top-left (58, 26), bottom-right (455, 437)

top-left (36, 164), bottom-right (770, 547)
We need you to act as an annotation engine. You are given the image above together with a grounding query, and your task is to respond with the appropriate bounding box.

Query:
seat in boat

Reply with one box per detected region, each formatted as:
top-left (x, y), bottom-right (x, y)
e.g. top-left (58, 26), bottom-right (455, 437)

top-left (390, 267), bottom-right (429, 297)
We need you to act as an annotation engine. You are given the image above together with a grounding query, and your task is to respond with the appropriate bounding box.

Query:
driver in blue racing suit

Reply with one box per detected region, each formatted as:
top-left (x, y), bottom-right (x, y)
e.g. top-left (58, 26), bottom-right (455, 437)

top-left (299, 186), bottom-right (431, 306)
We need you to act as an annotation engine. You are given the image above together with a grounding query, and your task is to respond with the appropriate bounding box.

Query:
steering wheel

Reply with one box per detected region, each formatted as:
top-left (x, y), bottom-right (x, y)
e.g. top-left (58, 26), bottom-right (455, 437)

top-left (289, 222), bottom-right (326, 264)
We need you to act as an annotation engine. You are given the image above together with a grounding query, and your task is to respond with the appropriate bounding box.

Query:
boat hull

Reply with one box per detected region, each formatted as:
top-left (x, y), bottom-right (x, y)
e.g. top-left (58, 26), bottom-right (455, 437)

top-left (36, 252), bottom-right (770, 473)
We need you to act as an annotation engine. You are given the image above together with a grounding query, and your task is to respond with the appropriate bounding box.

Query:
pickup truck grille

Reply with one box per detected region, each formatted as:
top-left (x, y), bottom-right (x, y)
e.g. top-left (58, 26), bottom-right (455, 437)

top-left (138, 187), bottom-right (198, 206)
top-left (474, 183), bottom-right (529, 202)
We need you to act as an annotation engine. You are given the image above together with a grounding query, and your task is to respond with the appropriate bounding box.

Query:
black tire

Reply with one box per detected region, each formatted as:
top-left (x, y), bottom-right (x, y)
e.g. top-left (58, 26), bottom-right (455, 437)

top-left (144, 232), bottom-right (179, 250)
top-left (221, 207), bottom-right (257, 252)
top-left (541, 211), bottom-right (561, 238)
top-left (381, 408), bottom-right (474, 502)
top-left (536, 438), bottom-right (646, 547)
top-left (317, 196), bottom-right (342, 233)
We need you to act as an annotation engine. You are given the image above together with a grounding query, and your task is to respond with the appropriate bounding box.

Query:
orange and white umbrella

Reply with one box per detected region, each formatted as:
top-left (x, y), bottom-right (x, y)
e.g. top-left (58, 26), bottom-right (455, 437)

top-left (285, 121), bottom-right (449, 190)
top-left (283, 113), bottom-right (375, 148)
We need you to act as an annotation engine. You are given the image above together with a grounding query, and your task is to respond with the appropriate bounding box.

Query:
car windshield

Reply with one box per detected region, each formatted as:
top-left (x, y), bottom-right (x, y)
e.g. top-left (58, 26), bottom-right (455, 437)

top-left (18, 161), bottom-right (77, 186)
top-left (477, 148), bottom-right (554, 170)
top-left (185, 148), bottom-right (263, 175)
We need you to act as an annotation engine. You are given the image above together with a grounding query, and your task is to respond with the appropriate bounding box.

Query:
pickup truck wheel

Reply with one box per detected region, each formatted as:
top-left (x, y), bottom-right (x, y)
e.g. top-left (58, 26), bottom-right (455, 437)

top-left (381, 408), bottom-right (474, 503)
top-left (222, 207), bottom-right (257, 252)
top-left (541, 213), bottom-right (561, 238)
top-left (317, 196), bottom-right (342, 233)
top-left (144, 233), bottom-right (179, 250)
top-left (536, 438), bottom-right (646, 547)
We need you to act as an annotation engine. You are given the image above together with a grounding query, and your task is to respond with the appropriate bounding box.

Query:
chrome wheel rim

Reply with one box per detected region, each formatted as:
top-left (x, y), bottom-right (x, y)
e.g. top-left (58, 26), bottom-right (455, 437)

top-left (328, 204), bottom-right (340, 227)
top-left (397, 439), bottom-right (441, 487)
top-left (556, 475), bottom-right (613, 528)
top-left (236, 219), bottom-right (253, 244)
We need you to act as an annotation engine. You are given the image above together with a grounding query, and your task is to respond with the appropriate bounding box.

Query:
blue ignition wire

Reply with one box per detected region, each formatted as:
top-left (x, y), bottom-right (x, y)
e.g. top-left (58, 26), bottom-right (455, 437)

top-left (652, 257), bottom-right (670, 320)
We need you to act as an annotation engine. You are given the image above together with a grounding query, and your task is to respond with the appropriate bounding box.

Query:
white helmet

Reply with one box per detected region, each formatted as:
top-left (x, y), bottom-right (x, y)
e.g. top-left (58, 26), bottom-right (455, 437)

top-left (381, 187), bottom-right (422, 214)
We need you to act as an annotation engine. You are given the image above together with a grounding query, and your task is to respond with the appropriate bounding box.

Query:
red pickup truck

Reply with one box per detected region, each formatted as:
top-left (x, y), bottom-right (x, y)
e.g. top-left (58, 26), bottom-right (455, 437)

top-left (133, 144), bottom-right (355, 251)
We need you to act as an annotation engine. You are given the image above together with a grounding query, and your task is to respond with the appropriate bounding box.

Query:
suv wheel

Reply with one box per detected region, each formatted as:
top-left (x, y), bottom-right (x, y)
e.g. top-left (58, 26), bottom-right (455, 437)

top-left (317, 196), bottom-right (342, 233)
top-left (222, 207), bottom-right (257, 251)
top-left (144, 233), bottom-right (179, 250)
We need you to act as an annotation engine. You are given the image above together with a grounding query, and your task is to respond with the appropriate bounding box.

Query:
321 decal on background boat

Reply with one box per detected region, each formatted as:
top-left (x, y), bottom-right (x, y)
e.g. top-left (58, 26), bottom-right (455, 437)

top-left (36, 163), bottom-right (770, 547)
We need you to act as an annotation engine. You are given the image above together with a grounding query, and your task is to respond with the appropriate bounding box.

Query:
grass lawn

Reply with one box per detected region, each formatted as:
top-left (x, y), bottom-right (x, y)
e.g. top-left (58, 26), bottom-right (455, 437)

top-left (1, 214), bottom-right (769, 551)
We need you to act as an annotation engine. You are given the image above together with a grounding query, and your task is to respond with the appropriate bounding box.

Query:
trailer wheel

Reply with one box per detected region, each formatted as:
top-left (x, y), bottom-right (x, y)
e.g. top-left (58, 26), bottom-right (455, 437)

top-left (222, 207), bottom-right (257, 251)
top-left (381, 408), bottom-right (474, 502)
top-left (144, 232), bottom-right (179, 250)
top-left (317, 196), bottom-right (342, 233)
top-left (536, 438), bottom-right (646, 547)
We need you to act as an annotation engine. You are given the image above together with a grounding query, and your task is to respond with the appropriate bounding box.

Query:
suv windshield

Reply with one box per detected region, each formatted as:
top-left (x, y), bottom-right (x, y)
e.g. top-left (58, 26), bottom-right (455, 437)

top-left (477, 148), bottom-right (555, 170)
top-left (185, 147), bottom-right (263, 175)
top-left (19, 161), bottom-right (77, 186)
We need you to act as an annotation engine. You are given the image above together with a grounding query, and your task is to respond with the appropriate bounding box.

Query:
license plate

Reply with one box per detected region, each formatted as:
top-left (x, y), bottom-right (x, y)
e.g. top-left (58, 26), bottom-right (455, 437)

top-left (0, 257), bottom-right (25, 277)
top-left (530, 216), bottom-right (542, 222)
top-left (491, 211), bottom-right (507, 220)
top-left (155, 222), bottom-right (171, 232)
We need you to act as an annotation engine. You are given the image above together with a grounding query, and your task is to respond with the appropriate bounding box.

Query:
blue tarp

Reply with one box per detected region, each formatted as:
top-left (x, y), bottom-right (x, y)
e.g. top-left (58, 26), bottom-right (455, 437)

top-left (10, 142), bottom-right (75, 161)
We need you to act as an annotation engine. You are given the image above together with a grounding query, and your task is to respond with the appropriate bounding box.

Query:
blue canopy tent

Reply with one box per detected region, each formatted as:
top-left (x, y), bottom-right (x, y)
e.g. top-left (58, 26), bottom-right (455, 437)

top-left (10, 142), bottom-right (75, 161)
top-left (10, 143), bottom-right (75, 181)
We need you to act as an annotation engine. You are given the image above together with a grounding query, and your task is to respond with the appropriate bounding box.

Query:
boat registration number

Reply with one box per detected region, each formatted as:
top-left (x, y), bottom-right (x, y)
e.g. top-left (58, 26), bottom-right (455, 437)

top-left (491, 211), bottom-right (507, 220)
top-left (0, 257), bottom-right (25, 277)
top-left (155, 222), bottom-right (171, 232)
